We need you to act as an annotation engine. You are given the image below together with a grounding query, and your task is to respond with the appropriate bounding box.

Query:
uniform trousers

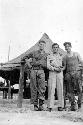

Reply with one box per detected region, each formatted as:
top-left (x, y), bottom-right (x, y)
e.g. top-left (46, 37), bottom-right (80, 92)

top-left (30, 69), bottom-right (46, 105)
top-left (65, 71), bottom-right (82, 107)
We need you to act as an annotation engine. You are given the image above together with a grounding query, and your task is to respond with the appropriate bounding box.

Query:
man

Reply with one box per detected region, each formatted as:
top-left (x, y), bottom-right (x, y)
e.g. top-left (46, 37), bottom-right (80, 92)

top-left (22, 40), bottom-right (47, 111)
top-left (63, 42), bottom-right (83, 111)
top-left (47, 43), bottom-right (65, 111)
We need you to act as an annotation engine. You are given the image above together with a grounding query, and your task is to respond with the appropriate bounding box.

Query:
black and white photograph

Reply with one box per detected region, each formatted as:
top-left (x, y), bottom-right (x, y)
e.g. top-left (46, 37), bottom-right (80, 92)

top-left (0, 0), bottom-right (83, 124)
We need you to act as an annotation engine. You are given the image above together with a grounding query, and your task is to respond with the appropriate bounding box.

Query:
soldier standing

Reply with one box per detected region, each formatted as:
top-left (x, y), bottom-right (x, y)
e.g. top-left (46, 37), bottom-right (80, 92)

top-left (63, 42), bottom-right (83, 111)
top-left (22, 40), bottom-right (47, 111)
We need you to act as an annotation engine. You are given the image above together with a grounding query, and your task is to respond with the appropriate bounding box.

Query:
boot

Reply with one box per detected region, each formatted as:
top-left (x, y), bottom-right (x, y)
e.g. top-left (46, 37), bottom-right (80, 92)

top-left (46, 107), bottom-right (52, 112)
top-left (70, 103), bottom-right (76, 111)
top-left (39, 99), bottom-right (44, 111)
top-left (58, 107), bottom-right (63, 111)
top-left (34, 105), bottom-right (39, 111)
top-left (78, 103), bottom-right (81, 109)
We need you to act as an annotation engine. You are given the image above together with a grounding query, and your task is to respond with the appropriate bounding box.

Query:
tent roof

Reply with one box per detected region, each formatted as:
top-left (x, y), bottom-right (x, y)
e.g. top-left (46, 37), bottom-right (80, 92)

top-left (0, 33), bottom-right (66, 71)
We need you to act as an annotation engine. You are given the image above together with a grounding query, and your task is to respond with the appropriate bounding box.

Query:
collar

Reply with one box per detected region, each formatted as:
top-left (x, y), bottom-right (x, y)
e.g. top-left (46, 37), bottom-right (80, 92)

top-left (38, 50), bottom-right (45, 54)
top-left (67, 51), bottom-right (73, 57)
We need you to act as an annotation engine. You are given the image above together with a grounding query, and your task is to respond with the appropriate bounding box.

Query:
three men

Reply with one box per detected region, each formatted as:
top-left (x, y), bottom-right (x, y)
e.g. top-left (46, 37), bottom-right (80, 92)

top-left (63, 42), bottom-right (83, 111)
top-left (47, 43), bottom-right (65, 111)
top-left (22, 40), bottom-right (83, 112)
top-left (22, 40), bottom-right (47, 111)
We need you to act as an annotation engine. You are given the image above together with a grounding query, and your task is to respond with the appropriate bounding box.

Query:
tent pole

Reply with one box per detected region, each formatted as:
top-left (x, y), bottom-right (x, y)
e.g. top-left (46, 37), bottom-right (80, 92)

top-left (17, 60), bottom-right (25, 108)
top-left (8, 72), bottom-right (12, 99)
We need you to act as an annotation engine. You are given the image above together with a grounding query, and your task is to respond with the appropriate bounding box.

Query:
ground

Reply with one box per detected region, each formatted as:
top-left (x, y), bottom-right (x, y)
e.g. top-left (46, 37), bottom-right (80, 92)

top-left (0, 93), bottom-right (83, 125)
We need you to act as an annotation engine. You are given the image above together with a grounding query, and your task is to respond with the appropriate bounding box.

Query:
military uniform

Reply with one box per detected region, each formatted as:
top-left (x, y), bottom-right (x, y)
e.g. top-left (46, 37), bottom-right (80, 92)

top-left (63, 52), bottom-right (82, 110)
top-left (23, 50), bottom-right (47, 109)
top-left (47, 53), bottom-right (64, 109)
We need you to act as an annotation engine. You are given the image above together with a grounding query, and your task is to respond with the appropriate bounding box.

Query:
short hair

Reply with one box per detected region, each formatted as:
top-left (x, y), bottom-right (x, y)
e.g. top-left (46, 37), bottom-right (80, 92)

top-left (63, 42), bottom-right (72, 47)
top-left (52, 43), bottom-right (59, 48)
top-left (39, 40), bottom-right (46, 44)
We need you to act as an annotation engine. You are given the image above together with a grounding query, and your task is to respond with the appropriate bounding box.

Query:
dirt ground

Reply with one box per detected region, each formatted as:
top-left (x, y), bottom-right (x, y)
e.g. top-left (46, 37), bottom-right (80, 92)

top-left (0, 94), bottom-right (83, 125)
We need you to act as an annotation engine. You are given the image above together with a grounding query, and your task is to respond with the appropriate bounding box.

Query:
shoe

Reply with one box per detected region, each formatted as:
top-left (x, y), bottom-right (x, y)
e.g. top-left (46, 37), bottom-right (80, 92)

top-left (38, 105), bottom-right (45, 111)
top-left (78, 104), bottom-right (81, 109)
top-left (58, 107), bottom-right (63, 111)
top-left (70, 106), bottom-right (76, 111)
top-left (46, 107), bottom-right (52, 112)
top-left (39, 99), bottom-right (45, 111)
top-left (70, 102), bottom-right (76, 111)
top-left (34, 105), bottom-right (39, 111)
top-left (71, 108), bottom-right (76, 111)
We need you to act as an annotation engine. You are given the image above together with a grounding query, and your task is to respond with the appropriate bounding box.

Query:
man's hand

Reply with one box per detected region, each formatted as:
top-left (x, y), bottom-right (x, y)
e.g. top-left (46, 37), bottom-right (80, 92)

top-left (25, 58), bottom-right (32, 69)
top-left (54, 67), bottom-right (61, 72)
top-left (60, 66), bottom-right (65, 71)
top-left (50, 61), bottom-right (56, 67)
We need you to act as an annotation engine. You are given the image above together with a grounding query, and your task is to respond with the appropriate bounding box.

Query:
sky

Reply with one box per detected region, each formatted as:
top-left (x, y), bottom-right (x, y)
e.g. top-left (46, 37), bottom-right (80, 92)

top-left (0, 0), bottom-right (83, 63)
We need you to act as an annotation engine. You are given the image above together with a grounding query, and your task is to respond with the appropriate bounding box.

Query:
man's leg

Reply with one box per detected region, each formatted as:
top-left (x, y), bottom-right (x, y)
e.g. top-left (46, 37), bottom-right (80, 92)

top-left (78, 80), bottom-right (82, 109)
top-left (70, 76), bottom-right (76, 111)
top-left (37, 70), bottom-right (46, 110)
top-left (70, 72), bottom-right (82, 111)
top-left (47, 72), bottom-right (56, 111)
top-left (30, 70), bottom-right (38, 110)
top-left (70, 93), bottom-right (76, 111)
top-left (57, 72), bottom-right (64, 111)
top-left (66, 73), bottom-right (76, 111)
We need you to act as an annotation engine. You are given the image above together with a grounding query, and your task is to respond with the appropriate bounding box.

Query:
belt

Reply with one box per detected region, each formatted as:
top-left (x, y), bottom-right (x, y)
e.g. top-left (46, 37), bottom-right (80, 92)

top-left (32, 66), bottom-right (43, 70)
top-left (66, 70), bottom-right (81, 73)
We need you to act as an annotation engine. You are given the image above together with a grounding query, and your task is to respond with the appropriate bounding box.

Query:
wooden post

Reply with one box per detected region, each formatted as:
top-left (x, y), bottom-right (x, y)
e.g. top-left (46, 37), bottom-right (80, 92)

top-left (3, 80), bottom-right (8, 99)
top-left (17, 60), bottom-right (25, 108)
top-left (8, 80), bottom-right (11, 99)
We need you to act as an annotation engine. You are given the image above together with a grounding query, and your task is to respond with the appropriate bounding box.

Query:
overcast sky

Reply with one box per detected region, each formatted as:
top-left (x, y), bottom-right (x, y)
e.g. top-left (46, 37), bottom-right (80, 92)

top-left (0, 0), bottom-right (83, 63)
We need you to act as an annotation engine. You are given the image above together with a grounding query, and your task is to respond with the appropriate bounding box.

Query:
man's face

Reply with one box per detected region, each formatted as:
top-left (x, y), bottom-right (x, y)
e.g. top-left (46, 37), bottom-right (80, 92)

top-left (39, 42), bottom-right (45, 50)
top-left (52, 45), bottom-right (59, 53)
top-left (65, 44), bottom-right (71, 53)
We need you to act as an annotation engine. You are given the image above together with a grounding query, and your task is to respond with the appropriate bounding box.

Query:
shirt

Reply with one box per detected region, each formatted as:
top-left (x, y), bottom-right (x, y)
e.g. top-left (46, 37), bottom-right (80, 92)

top-left (63, 52), bottom-right (83, 72)
top-left (47, 53), bottom-right (63, 71)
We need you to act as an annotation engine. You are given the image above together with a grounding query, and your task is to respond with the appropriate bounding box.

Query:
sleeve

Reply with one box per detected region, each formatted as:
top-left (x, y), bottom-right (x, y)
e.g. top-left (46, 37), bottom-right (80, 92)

top-left (47, 55), bottom-right (55, 71)
top-left (76, 52), bottom-right (83, 65)
top-left (21, 52), bottom-right (33, 60)
top-left (24, 58), bottom-right (32, 69)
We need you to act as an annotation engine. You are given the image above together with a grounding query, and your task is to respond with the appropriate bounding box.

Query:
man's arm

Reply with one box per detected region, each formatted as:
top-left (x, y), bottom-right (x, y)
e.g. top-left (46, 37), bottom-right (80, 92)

top-left (61, 56), bottom-right (66, 71)
top-left (47, 55), bottom-right (55, 71)
top-left (47, 55), bottom-right (61, 72)
top-left (76, 53), bottom-right (83, 64)
top-left (61, 55), bottom-right (67, 71)
top-left (21, 52), bottom-right (34, 68)
top-left (74, 52), bottom-right (83, 68)
top-left (25, 58), bottom-right (32, 69)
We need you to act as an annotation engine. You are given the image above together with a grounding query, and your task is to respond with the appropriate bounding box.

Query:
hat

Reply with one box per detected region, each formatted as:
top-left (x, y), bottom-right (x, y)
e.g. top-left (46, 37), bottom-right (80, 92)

top-left (39, 40), bottom-right (46, 44)
top-left (63, 42), bottom-right (71, 47)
